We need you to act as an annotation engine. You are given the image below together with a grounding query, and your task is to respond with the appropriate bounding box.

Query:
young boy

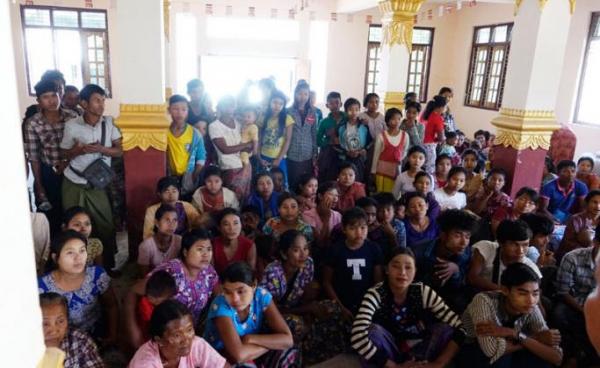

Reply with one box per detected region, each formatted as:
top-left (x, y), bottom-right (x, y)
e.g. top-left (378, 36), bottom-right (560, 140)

top-left (540, 160), bottom-right (588, 224)
top-left (135, 271), bottom-right (177, 342)
top-left (459, 263), bottom-right (563, 367)
top-left (191, 165), bottom-right (239, 224)
top-left (270, 167), bottom-right (286, 194)
top-left (62, 85), bottom-right (83, 115)
top-left (468, 219), bottom-right (542, 292)
top-left (433, 166), bottom-right (467, 210)
top-left (576, 156), bottom-right (599, 191)
top-left (439, 130), bottom-right (459, 164)
top-left (317, 91), bottom-right (344, 182)
top-left (491, 186), bottom-right (538, 237)
top-left (166, 94), bottom-right (206, 194)
top-left (143, 176), bottom-right (200, 239)
top-left (338, 98), bottom-right (370, 183)
top-left (370, 192), bottom-right (407, 259)
top-left (413, 209), bottom-right (478, 312)
top-left (241, 205), bottom-right (262, 241)
top-left (323, 207), bottom-right (384, 318)
top-left (520, 213), bottom-right (556, 268)
top-left (336, 161), bottom-right (366, 212)
top-left (470, 168), bottom-right (512, 219)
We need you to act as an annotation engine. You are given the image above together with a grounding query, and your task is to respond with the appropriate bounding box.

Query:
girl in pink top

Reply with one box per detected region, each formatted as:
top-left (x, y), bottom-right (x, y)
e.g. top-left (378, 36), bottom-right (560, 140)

top-left (137, 204), bottom-right (182, 276)
top-left (422, 95), bottom-right (447, 174)
top-left (302, 181), bottom-right (342, 247)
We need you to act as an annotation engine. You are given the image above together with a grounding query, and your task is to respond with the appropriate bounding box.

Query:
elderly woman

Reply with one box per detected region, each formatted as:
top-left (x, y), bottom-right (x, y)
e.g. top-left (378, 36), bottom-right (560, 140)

top-left (129, 300), bottom-right (228, 367)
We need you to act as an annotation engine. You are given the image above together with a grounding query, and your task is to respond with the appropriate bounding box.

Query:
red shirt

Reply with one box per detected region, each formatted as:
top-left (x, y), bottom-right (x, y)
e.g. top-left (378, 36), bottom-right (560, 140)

top-left (212, 236), bottom-right (254, 275)
top-left (423, 112), bottom-right (444, 144)
top-left (137, 296), bottom-right (155, 341)
top-left (336, 182), bottom-right (367, 212)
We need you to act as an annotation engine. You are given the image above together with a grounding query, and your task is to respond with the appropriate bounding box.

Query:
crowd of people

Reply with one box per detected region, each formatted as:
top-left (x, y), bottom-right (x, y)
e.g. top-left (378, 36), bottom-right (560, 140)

top-left (23, 69), bottom-right (600, 368)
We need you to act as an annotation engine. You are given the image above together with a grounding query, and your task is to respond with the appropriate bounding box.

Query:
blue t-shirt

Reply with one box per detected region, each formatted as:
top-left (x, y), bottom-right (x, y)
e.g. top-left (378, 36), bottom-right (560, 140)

top-left (541, 179), bottom-right (588, 223)
top-left (204, 287), bottom-right (273, 350)
top-left (325, 240), bottom-right (384, 313)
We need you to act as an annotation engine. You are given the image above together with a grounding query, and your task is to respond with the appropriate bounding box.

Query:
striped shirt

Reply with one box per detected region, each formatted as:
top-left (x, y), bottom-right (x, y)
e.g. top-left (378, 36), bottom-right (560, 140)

top-left (462, 291), bottom-right (554, 363)
top-left (555, 246), bottom-right (597, 306)
top-left (351, 282), bottom-right (465, 364)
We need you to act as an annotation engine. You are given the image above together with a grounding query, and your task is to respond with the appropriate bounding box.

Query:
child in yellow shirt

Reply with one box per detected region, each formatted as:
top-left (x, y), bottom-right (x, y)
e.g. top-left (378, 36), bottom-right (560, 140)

top-left (240, 105), bottom-right (259, 167)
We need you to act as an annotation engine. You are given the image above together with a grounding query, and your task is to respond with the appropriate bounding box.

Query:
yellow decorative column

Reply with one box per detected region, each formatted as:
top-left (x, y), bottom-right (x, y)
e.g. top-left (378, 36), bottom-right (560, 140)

top-left (491, 0), bottom-right (572, 195)
top-left (377, 0), bottom-right (425, 110)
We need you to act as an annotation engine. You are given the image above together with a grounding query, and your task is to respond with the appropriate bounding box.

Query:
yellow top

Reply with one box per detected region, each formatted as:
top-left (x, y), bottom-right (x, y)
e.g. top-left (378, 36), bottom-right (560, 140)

top-left (240, 123), bottom-right (259, 164)
top-left (37, 347), bottom-right (65, 368)
top-left (167, 124), bottom-right (193, 176)
top-left (259, 114), bottom-right (294, 159)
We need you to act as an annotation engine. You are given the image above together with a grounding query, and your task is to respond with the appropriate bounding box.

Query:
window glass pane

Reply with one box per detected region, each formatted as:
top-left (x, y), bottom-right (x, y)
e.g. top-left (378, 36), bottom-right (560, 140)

top-left (24, 8), bottom-right (51, 26)
top-left (55, 30), bottom-right (83, 89)
top-left (413, 29), bottom-right (431, 45)
top-left (476, 27), bottom-right (490, 43)
top-left (53, 10), bottom-right (78, 27)
top-left (369, 26), bottom-right (382, 43)
top-left (25, 28), bottom-right (54, 93)
top-left (98, 64), bottom-right (105, 76)
top-left (81, 12), bottom-right (106, 29)
top-left (90, 63), bottom-right (97, 77)
top-left (577, 37), bottom-right (600, 124)
top-left (88, 49), bottom-right (96, 62)
top-left (493, 25), bottom-right (508, 43)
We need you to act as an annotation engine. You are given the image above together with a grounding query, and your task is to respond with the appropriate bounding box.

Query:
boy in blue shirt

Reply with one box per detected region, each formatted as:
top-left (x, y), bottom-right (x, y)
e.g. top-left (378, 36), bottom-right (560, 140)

top-left (540, 160), bottom-right (588, 224)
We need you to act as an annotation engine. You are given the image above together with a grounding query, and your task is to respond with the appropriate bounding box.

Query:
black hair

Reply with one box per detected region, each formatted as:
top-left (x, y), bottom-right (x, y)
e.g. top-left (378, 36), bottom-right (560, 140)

top-left (342, 207), bottom-right (368, 227)
top-left (186, 78), bottom-right (204, 93)
top-left (520, 213), bottom-right (554, 236)
top-left (500, 263), bottom-right (540, 288)
top-left (384, 107), bottom-right (403, 125)
top-left (34, 79), bottom-right (58, 98)
top-left (356, 196), bottom-right (378, 209)
top-left (180, 228), bottom-right (211, 259)
top-left (556, 160), bottom-right (576, 172)
top-left (168, 94), bottom-right (188, 106)
top-left (438, 87), bottom-right (453, 95)
top-left (544, 156), bottom-right (556, 174)
top-left (326, 91), bottom-right (342, 101)
top-left (338, 161), bottom-right (358, 175)
top-left (271, 167), bottom-right (284, 177)
top-left (414, 171), bottom-right (432, 184)
top-left (496, 219), bottom-right (532, 244)
top-left (154, 204), bottom-right (177, 222)
top-left (595, 223), bottom-right (600, 242)
top-left (41, 70), bottom-right (66, 85)
top-left (437, 209), bottom-right (478, 234)
top-left (156, 176), bottom-right (180, 193)
top-left (46, 230), bottom-right (88, 272)
top-left (403, 191), bottom-right (427, 208)
top-left (515, 187), bottom-right (539, 203)
top-left (279, 229), bottom-right (308, 255)
top-left (447, 166), bottom-right (467, 180)
top-left (317, 181), bottom-right (338, 197)
top-left (221, 261), bottom-right (255, 286)
top-left (262, 89), bottom-right (289, 139)
top-left (403, 145), bottom-right (427, 172)
top-left (578, 156), bottom-right (595, 169)
top-left (343, 97), bottom-right (361, 112)
top-left (277, 192), bottom-right (298, 208)
top-left (254, 234), bottom-right (274, 260)
top-left (373, 192), bottom-right (395, 209)
top-left (292, 81), bottom-right (311, 111)
top-left (585, 189), bottom-right (600, 203)
top-left (363, 93), bottom-right (379, 108)
top-left (241, 205), bottom-right (261, 217)
top-left (462, 148), bottom-right (483, 173)
top-left (39, 292), bottom-right (69, 317)
top-left (474, 129), bottom-right (490, 141)
top-left (445, 131), bottom-right (458, 139)
top-left (388, 247), bottom-right (416, 264)
top-left (203, 165), bottom-right (222, 181)
top-left (486, 168), bottom-right (507, 181)
top-left (79, 84), bottom-right (106, 102)
top-left (254, 171), bottom-right (273, 188)
top-left (62, 206), bottom-right (91, 227)
top-left (216, 208), bottom-right (240, 226)
top-left (296, 173), bottom-right (318, 195)
top-left (422, 95), bottom-right (447, 121)
top-left (64, 85), bottom-right (79, 94)
top-left (404, 100), bottom-right (421, 113)
top-left (148, 300), bottom-right (193, 339)
top-left (404, 92), bottom-right (417, 103)
top-left (146, 270), bottom-right (177, 298)
top-left (216, 95), bottom-right (236, 112)
top-left (435, 154), bottom-right (452, 166)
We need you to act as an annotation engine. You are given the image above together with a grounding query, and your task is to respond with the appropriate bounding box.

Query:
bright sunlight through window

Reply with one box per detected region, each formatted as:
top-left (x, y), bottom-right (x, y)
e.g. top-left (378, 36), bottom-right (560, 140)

top-left (206, 17), bottom-right (300, 41)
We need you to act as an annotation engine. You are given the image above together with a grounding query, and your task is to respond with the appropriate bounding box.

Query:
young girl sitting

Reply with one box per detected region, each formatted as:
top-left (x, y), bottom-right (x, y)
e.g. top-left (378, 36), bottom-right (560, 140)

top-left (470, 168), bottom-right (512, 220)
top-left (336, 161), bottom-right (367, 212)
top-left (338, 98), bottom-right (371, 183)
top-left (137, 204), bottom-right (182, 276)
top-left (191, 166), bottom-right (239, 224)
top-left (577, 156), bottom-right (599, 190)
top-left (212, 208), bottom-right (257, 276)
top-left (392, 145), bottom-right (427, 199)
top-left (204, 262), bottom-right (296, 366)
top-left (246, 172), bottom-right (280, 226)
top-left (62, 206), bottom-right (103, 266)
top-left (38, 230), bottom-right (118, 344)
top-left (302, 181), bottom-right (342, 247)
top-left (461, 149), bottom-right (484, 203)
top-left (270, 167), bottom-right (287, 194)
top-left (143, 176), bottom-right (201, 239)
top-left (400, 101), bottom-right (424, 148)
top-left (351, 247), bottom-right (464, 368)
top-left (434, 154), bottom-right (452, 189)
top-left (434, 166), bottom-right (467, 210)
top-left (262, 193), bottom-right (314, 244)
top-left (39, 292), bottom-right (104, 368)
top-left (295, 173), bottom-right (318, 212)
top-left (491, 187), bottom-right (538, 237)
top-left (413, 171), bottom-right (442, 221)
top-left (372, 107), bottom-right (409, 193)
top-left (403, 192), bottom-right (440, 250)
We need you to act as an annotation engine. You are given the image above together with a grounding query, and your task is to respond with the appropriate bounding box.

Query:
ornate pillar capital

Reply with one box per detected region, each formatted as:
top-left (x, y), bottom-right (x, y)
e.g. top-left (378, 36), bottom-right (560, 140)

top-left (378, 0), bottom-right (426, 52)
top-left (491, 108), bottom-right (560, 150)
top-left (116, 104), bottom-right (170, 152)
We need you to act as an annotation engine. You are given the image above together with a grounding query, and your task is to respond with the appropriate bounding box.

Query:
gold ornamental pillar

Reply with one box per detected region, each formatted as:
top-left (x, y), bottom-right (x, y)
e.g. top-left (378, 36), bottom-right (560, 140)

top-left (490, 0), bottom-right (572, 196)
top-left (377, 0), bottom-right (425, 110)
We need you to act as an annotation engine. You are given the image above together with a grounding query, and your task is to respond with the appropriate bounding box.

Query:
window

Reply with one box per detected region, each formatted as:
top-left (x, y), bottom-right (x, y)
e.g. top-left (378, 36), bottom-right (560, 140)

top-left (407, 27), bottom-right (434, 102)
top-left (364, 25), bottom-right (382, 95)
top-left (575, 13), bottom-right (600, 125)
top-left (464, 23), bottom-right (512, 110)
top-left (21, 6), bottom-right (111, 96)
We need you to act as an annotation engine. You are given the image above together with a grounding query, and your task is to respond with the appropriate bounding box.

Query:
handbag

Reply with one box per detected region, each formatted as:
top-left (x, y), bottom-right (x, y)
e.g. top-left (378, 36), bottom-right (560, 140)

top-left (69, 119), bottom-right (115, 190)
top-left (376, 131), bottom-right (406, 178)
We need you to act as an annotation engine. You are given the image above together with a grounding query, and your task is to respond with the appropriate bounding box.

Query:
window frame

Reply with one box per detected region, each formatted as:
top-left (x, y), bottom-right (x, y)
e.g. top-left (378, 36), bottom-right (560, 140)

top-left (364, 24), bottom-right (382, 96)
top-left (574, 12), bottom-right (600, 126)
top-left (464, 22), bottom-right (513, 111)
top-left (20, 5), bottom-right (112, 97)
top-left (407, 27), bottom-right (434, 103)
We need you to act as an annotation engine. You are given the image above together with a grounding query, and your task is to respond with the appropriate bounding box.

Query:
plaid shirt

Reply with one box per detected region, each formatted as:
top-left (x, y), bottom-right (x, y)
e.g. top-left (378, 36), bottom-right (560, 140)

top-left (23, 108), bottom-right (77, 166)
top-left (60, 329), bottom-right (103, 368)
top-left (555, 246), bottom-right (597, 306)
top-left (287, 106), bottom-right (318, 162)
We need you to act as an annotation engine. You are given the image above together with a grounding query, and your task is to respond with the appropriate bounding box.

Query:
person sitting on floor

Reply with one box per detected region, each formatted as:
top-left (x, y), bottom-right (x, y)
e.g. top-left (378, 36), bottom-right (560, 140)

top-left (302, 181), bottom-right (342, 247)
top-left (433, 166), bottom-right (467, 211)
top-left (491, 186), bottom-right (538, 238)
top-left (556, 189), bottom-right (600, 261)
top-left (245, 172), bottom-right (280, 227)
top-left (540, 159), bottom-right (588, 225)
top-left (335, 161), bottom-right (366, 212)
top-left (403, 192), bottom-right (440, 249)
top-left (212, 208), bottom-right (257, 276)
top-left (191, 165), bottom-right (239, 225)
top-left (576, 156), bottom-right (599, 191)
top-left (137, 204), bottom-right (182, 276)
top-left (521, 213), bottom-right (557, 268)
top-left (458, 263), bottom-right (562, 368)
top-left (262, 193), bottom-right (314, 244)
top-left (470, 168), bottom-right (512, 220)
top-left (62, 206), bottom-right (104, 266)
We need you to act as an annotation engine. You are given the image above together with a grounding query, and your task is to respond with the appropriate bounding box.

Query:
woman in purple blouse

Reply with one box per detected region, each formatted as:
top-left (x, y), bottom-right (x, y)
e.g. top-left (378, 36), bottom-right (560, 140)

top-left (403, 192), bottom-right (440, 250)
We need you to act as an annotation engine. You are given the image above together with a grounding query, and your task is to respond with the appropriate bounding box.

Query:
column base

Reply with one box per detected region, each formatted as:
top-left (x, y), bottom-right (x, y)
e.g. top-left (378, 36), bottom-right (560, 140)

top-left (491, 145), bottom-right (548, 196)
